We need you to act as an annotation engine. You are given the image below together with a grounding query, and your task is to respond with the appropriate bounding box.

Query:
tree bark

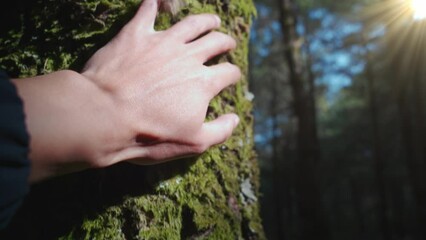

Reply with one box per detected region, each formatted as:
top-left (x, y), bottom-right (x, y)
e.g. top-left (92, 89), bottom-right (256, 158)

top-left (0, 0), bottom-right (264, 239)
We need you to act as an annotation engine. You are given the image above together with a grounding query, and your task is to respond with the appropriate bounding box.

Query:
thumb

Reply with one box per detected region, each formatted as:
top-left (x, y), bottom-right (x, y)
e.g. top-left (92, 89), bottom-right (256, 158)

top-left (128, 0), bottom-right (159, 31)
top-left (196, 114), bottom-right (240, 148)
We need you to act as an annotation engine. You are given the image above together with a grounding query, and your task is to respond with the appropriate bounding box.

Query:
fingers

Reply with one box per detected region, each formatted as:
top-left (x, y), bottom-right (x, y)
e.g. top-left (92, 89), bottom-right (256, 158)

top-left (128, 0), bottom-right (159, 31)
top-left (191, 31), bottom-right (237, 62)
top-left (143, 114), bottom-right (239, 161)
top-left (189, 32), bottom-right (238, 98)
top-left (206, 62), bottom-right (241, 97)
top-left (168, 14), bottom-right (221, 43)
top-left (124, 114), bottom-right (239, 165)
top-left (130, 143), bottom-right (198, 164)
top-left (195, 114), bottom-right (240, 149)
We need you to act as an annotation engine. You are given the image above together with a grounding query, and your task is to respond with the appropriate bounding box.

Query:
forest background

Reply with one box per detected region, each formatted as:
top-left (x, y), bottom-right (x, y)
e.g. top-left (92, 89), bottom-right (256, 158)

top-left (251, 0), bottom-right (426, 239)
top-left (0, 0), bottom-right (425, 239)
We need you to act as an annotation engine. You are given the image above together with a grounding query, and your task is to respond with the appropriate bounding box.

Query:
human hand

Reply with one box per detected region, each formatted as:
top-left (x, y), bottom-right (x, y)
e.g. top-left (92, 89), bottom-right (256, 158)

top-left (81, 0), bottom-right (241, 166)
top-left (14, 0), bottom-right (240, 182)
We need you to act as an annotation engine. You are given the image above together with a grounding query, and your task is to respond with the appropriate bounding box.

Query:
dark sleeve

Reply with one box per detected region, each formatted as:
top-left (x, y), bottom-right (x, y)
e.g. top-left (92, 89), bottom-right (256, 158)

top-left (0, 71), bottom-right (30, 230)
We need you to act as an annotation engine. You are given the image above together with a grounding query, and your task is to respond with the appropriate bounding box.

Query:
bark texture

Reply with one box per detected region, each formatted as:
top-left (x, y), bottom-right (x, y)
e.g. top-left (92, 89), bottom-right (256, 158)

top-left (0, 0), bottom-right (264, 239)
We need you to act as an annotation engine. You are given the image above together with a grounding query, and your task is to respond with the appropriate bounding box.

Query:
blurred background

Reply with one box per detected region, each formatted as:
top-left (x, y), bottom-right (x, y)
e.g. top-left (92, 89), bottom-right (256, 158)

top-left (249, 0), bottom-right (426, 239)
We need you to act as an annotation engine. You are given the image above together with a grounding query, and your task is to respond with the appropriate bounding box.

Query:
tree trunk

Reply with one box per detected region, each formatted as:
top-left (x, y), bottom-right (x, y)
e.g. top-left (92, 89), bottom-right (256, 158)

top-left (349, 178), bottom-right (366, 240)
top-left (364, 44), bottom-right (390, 240)
top-left (270, 76), bottom-right (285, 240)
top-left (0, 0), bottom-right (264, 239)
top-left (387, 19), bottom-right (426, 240)
top-left (278, 0), bottom-right (329, 239)
top-left (395, 63), bottom-right (426, 240)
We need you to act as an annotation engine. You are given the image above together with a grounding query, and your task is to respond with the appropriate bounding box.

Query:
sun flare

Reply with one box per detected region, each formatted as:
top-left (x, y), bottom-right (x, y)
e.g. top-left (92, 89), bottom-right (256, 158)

top-left (410, 0), bottom-right (426, 20)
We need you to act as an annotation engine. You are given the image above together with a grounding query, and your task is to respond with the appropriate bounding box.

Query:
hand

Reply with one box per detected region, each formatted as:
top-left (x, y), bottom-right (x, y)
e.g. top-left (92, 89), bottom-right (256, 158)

top-left (82, 0), bottom-right (240, 165)
top-left (13, 0), bottom-right (240, 182)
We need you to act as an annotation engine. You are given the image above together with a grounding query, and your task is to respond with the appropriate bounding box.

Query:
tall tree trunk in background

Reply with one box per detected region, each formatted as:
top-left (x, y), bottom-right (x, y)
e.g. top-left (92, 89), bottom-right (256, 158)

top-left (301, 14), bottom-right (319, 155)
top-left (389, 178), bottom-right (406, 239)
top-left (0, 0), bottom-right (265, 239)
top-left (387, 19), bottom-right (426, 240)
top-left (412, 55), bottom-right (426, 240)
top-left (278, 0), bottom-right (329, 239)
top-left (364, 49), bottom-right (390, 240)
top-left (394, 63), bottom-right (426, 240)
top-left (350, 178), bottom-right (366, 240)
top-left (270, 76), bottom-right (285, 240)
top-left (410, 42), bottom-right (426, 240)
top-left (411, 21), bottom-right (426, 186)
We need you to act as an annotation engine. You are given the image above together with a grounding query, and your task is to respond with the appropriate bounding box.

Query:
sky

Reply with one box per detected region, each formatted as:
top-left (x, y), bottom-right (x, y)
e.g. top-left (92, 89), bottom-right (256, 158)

top-left (251, 5), bottom-right (366, 101)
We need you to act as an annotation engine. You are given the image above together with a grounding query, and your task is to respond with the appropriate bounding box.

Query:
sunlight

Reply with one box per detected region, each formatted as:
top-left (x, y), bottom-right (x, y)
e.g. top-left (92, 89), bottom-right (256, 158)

top-left (359, 0), bottom-right (426, 79)
top-left (410, 0), bottom-right (426, 20)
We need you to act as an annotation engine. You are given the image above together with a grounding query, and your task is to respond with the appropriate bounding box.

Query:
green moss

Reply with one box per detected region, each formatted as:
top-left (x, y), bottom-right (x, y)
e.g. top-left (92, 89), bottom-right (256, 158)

top-left (59, 207), bottom-right (125, 240)
top-left (127, 196), bottom-right (182, 239)
top-left (0, 0), bottom-right (264, 239)
top-left (80, 207), bottom-right (125, 240)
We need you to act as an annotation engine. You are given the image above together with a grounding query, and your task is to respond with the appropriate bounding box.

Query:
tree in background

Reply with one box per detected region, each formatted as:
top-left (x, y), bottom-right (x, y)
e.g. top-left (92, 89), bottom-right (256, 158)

top-left (0, 0), bottom-right (265, 239)
top-left (251, 0), bottom-right (426, 239)
top-left (375, 2), bottom-right (426, 235)
top-left (278, 0), bottom-right (329, 239)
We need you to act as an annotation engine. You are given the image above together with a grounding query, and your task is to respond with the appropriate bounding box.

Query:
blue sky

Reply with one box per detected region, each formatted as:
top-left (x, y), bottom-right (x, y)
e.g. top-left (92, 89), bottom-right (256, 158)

top-left (251, 5), bottom-right (367, 101)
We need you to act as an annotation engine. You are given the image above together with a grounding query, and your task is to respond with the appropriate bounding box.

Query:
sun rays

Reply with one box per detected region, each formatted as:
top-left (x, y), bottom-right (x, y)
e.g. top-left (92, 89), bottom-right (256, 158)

top-left (410, 0), bottom-right (426, 20)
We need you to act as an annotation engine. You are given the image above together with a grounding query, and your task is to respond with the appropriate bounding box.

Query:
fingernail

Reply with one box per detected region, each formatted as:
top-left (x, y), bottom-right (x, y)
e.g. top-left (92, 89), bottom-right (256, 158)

top-left (234, 116), bottom-right (240, 128)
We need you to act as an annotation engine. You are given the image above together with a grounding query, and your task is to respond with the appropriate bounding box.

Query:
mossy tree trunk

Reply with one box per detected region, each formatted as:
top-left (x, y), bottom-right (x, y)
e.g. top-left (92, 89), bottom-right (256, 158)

top-left (0, 0), bottom-right (264, 239)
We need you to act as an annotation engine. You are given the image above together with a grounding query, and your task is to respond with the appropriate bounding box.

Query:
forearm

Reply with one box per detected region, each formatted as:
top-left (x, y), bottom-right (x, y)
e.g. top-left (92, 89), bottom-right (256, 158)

top-left (12, 70), bottom-right (118, 183)
top-left (8, 0), bottom-right (240, 184)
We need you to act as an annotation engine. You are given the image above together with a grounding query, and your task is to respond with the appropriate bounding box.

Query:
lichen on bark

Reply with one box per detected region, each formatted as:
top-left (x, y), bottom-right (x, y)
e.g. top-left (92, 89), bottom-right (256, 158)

top-left (0, 0), bottom-right (264, 239)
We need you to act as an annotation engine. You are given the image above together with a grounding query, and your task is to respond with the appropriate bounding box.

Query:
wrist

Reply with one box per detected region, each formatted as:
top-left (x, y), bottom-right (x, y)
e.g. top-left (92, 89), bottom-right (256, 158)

top-left (13, 70), bottom-right (122, 182)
